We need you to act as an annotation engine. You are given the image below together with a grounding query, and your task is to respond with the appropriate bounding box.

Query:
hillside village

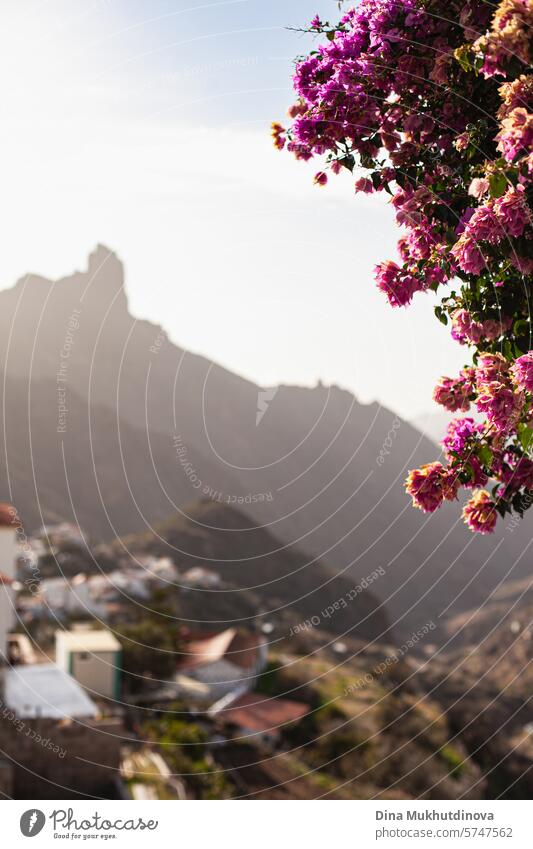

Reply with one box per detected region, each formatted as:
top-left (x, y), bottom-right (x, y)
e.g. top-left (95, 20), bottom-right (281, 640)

top-left (2, 498), bottom-right (529, 800)
top-left (0, 503), bottom-right (319, 798)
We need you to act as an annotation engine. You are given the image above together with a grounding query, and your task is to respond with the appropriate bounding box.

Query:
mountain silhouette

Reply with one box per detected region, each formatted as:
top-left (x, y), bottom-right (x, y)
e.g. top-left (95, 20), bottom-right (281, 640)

top-left (119, 499), bottom-right (390, 641)
top-left (0, 245), bottom-right (530, 638)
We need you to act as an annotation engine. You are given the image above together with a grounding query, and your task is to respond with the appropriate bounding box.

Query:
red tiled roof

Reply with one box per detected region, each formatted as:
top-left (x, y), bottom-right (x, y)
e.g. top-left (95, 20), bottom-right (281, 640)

top-left (178, 628), bottom-right (263, 672)
top-left (220, 692), bottom-right (308, 732)
top-left (178, 628), bottom-right (237, 671)
top-left (226, 631), bottom-right (263, 670)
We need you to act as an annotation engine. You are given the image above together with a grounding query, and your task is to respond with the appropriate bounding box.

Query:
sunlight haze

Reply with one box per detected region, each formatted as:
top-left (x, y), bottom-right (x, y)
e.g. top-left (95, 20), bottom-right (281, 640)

top-left (0, 0), bottom-right (467, 421)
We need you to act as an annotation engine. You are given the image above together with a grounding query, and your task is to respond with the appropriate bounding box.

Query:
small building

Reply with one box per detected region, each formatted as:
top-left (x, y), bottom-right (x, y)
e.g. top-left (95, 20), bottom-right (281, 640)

top-left (0, 663), bottom-right (126, 799)
top-left (181, 567), bottom-right (221, 589)
top-left (0, 503), bottom-right (21, 578)
top-left (174, 628), bottom-right (267, 702)
top-left (3, 663), bottom-right (99, 719)
top-left (55, 629), bottom-right (122, 700)
top-left (38, 522), bottom-right (87, 549)
top-left (41, 574), bottom-right (109, 619)
top-left (0, 572), bottom-right (15, 664)
top-left (0, 503), bottom-right (22, 663)
top-left (212, 691), bottom-right (309, 745)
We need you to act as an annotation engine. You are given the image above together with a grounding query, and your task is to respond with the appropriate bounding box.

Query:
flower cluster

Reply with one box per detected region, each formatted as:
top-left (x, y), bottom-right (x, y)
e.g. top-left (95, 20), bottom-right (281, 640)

top-left (433, 368), bottom-right (476, 412)
top-left (470, 0), bottom-right (533, 79)
top-left (451, 186), bottom-right (531, 275)
top-left (511, 352), bottom-right (533, 392)
top-left (278, 0), bottom-right (533, 532)
top-left (405, 462), bottom-right (460, 513)
top-left (450, 309), bottom-right (514, 344)
top-left (462, 490), bottom-right (498, 534)
top-left (475, 353), bottom-right (525, 434)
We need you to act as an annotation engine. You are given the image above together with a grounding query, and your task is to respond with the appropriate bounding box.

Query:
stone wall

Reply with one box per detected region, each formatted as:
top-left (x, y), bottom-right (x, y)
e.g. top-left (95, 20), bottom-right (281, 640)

top-left (0, 715), bottom-right (127, 798)
top-left (0, 758), bottom-right (13, 797)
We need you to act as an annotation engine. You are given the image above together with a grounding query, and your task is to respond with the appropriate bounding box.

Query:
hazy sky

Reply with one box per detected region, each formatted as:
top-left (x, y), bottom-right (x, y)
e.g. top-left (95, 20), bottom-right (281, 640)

top-left (0, 0), bottom-right (467, 422)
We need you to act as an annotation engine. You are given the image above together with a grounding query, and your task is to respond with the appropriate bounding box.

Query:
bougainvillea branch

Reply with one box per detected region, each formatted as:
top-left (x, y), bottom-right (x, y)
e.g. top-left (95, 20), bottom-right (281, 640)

top-left (275, 0), bottom-right (533, 533)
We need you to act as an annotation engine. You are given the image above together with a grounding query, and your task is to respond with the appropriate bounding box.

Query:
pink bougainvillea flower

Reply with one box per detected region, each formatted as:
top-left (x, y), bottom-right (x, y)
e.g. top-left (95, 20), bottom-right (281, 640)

top-left (482, 316), bottom-right (512, 340)
top-left (476, 383), bottom-right (523, 435)
top-left (374, 260), bottom-right (422, 308)
top-left (286, 101), bottom-right (307, 119)
top-left (405, 462), bottom-right (455, 513)
top-left (511, 352), bottom-right (533, 393)
top-left (442, 417), bottom-right (483, 456)
top-left (433, 370), bottom-right (475, 413)
top-left (501, 455), bottom-right (533, 492)
top-left (494, 185), bottom-right (531, 238)
top-left (450, 235), bottom-right (487, 275)
top-left (451, 309), bottom-right (484, 344)
top-left (355, 177), bottom-right (374, 193)
top-left (463, 490), bottom-right (498, 534)
top-left (476, 353), bottom-right (510, 386)
top-left (468, 177), bottom-right (490, 199)
top-left (496, 107), bottom-right (533, 162)
top-left (271, 121), bottom-right (286, 150)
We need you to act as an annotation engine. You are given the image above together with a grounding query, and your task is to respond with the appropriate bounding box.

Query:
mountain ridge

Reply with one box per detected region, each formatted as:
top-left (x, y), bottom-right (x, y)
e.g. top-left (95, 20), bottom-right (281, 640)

top-left (0, 245), bottom-right (530, 639)
top-left (117, 498), bottom-right (390, 641)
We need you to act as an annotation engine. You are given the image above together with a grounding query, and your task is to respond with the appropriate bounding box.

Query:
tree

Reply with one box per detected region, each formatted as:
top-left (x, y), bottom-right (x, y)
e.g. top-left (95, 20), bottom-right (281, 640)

top-left (142, 715), bottom-right (234, 799)
top-left (117, 618), bottom-right (179, 692)
top-left (276, 0), bottom-right (533, 533)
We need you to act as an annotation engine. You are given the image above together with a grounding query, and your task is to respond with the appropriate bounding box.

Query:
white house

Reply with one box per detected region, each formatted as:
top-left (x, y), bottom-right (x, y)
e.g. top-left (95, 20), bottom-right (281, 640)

top-left (0, 503), bottom-right (21, 662)
top-left (55, 629), bottom-right (122, 700)
top-left (0, 572), bottom-right (15, 664)
top-left (4, 663), bottom-right (99, 719)
top-left (174, 628), bottom-right (268, 703)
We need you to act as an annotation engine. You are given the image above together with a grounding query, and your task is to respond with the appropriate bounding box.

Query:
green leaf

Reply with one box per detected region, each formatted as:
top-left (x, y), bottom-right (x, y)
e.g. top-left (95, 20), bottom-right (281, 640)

top-left (496, 501), bottom-right (510, 518)
top-left (504, 339), bottom-right (515, 360)
top-left (454, 45), bottom-right (472, 73)
top-left (339, 155), bottom-right (355, 172)
top-left (489, 172), bottom-right (507, 199)
top-left (478, 444), bottom-right (493, 468)
top-left (513, 318), bottom-right (530, 337)
top-left (518, 423), bottom-right (533, 453)
top-left (435, 306), bottom-right (448, 326)
top-left (463, 462), bottom-right (475, 483)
